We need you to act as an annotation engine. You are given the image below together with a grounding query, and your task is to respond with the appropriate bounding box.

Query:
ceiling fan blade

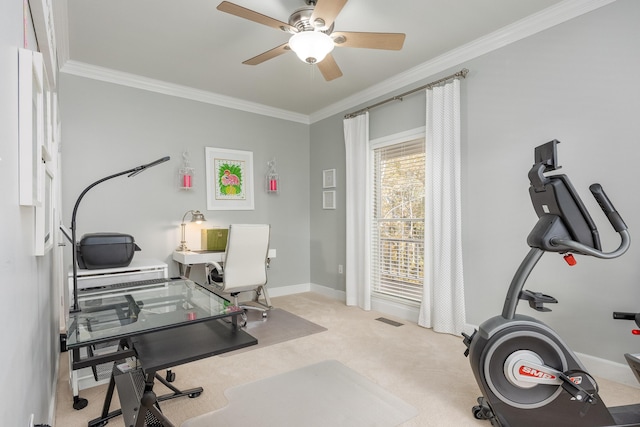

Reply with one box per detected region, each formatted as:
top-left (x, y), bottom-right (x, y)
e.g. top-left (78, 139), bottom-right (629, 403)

top-left (310, 0), bottom-right (348, 30)
top-left (242, 43), bottom-right (290, 66)
top-left (332, 31), bottom-right (406, 50)
top-left (217, 1), bottom-right (296, 33)
top-left (317, 53), bottom-right (343, 81)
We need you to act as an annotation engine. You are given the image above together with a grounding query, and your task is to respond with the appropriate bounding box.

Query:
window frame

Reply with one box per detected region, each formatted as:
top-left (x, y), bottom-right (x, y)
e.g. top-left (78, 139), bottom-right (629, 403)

top-left (369, 127), bottom-right (426, 304)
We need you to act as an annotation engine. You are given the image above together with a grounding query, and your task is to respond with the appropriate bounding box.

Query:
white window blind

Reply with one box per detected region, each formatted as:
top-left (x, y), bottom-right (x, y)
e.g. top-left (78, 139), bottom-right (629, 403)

top-left (371, 138), bottom-right (425, 302)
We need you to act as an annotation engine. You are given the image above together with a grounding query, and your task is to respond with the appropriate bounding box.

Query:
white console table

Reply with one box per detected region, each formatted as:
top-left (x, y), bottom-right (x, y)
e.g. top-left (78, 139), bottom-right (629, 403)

top-left (173, 249), bottom-right (276, 278)
top-left (69, 258), bottom-right (169, 290)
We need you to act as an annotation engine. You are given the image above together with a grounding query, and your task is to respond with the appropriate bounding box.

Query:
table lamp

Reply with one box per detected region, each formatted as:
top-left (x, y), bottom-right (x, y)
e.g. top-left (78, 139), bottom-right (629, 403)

top-left (178, 210), bottom-right (207, 251)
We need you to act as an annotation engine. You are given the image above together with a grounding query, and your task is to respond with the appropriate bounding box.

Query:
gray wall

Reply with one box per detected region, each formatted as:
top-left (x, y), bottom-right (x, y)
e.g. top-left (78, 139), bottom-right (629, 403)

top-left (309, 114), bottom-right (347, 291)
top-left (309, 0), bottom-right (640, 364)
top-left (463, 0), bottom-right (640, 364)
top-left (0, 1), bottom-right (59, 425)
top-left (59, 75), bottom-right (311, 289)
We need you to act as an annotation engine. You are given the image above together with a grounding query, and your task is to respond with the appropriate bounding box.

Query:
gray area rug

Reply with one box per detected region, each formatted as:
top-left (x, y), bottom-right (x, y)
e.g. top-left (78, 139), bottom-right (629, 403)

top-left (220, 308), bottom-right (327, 356)
top-left (180, 360), bottom-right (418, 427)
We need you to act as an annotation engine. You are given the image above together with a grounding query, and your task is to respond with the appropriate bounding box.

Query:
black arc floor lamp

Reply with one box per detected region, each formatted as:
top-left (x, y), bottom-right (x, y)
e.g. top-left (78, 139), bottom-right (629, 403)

top-left (69, 156), bottom-right (170, 312)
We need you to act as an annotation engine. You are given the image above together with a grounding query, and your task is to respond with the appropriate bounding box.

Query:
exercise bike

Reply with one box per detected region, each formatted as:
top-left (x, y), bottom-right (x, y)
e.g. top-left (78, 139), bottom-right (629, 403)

top-left (463, 140), bottom-right (640, 426)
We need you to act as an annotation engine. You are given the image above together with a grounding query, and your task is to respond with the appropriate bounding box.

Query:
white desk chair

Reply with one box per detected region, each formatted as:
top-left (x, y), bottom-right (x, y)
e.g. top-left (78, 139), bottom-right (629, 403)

top-left (205, 224), bottom-right (272, 324)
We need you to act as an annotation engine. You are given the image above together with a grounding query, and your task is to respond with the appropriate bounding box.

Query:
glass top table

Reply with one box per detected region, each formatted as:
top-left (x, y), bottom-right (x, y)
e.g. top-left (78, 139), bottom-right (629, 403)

top-left (66, 278), bottom-right (234, 348)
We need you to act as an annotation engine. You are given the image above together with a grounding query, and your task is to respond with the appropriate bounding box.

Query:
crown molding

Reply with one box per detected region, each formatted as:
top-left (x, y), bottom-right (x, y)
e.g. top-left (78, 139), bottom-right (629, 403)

top-left (309, 0), bottom-right (616, 123)
top-left (60, 60), bottom-right (311, 124)
top-left (56, 0), bottom-right (615, 125)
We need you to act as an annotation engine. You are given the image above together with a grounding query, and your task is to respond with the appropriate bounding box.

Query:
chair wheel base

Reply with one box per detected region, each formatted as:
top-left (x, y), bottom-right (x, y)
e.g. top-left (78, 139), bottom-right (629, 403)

top-left (73, 397), bottom-right (88, 410)
top-left (240, 312), bottom-right (248, 327)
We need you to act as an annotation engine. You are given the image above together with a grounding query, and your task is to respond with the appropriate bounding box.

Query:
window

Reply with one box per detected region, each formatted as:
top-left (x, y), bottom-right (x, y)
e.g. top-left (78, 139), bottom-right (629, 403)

top-left (371, 136), bottom-right (425, 303)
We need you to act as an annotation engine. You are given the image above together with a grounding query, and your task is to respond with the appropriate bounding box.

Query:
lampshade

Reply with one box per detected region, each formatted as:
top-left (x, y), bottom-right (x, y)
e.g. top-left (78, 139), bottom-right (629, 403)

top-left (190, 210), bottom-right (206, 223)
top-left (178, 210), bottom-right (207, 251)
top-left (288, 31), bottom-right (334, 64)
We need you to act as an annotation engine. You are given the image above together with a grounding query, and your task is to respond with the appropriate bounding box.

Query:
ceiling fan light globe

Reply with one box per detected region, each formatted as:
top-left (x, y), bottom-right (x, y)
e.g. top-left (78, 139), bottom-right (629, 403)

top-left (289, 31), bottom-right (334, 64)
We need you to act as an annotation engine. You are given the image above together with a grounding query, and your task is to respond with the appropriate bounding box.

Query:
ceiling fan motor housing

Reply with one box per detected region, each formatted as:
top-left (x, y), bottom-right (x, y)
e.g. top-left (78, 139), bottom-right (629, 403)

top-left (288, 7), bottom-right (334, 34)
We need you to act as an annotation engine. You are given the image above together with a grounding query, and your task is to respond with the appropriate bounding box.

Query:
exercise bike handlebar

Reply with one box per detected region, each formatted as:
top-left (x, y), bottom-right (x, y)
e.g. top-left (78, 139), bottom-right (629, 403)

top-left (612, 312), bottom-right (637, 321)
top-left (551, 183), bottom-right (630, 259)
top-left (552, 231), bottom-right (629, 259)
top-left (589, 183), bottom-right (628, 233)
top-left (612, 311), bottom-right (640, 331)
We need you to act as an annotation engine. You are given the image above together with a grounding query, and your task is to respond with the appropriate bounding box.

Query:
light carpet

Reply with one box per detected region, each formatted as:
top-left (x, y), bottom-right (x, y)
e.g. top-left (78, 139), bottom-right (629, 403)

top-left (181, 359), bottom-right (419, 427)
top-left (54, 293), bottom-right (640, 427)
top-left (220, 307), bottom-right (327, 356)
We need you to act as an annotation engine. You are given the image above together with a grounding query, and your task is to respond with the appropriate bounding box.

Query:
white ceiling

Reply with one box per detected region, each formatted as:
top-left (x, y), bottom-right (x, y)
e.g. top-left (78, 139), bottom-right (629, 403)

top-left (60, 0), bottom-right (599, 121)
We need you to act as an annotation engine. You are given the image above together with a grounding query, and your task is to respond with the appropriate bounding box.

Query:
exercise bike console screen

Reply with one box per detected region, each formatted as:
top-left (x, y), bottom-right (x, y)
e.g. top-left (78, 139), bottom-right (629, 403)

top-left (534, 139), bottom-right (561, 172)
top-left (528, 140), bottom-right (601, 251)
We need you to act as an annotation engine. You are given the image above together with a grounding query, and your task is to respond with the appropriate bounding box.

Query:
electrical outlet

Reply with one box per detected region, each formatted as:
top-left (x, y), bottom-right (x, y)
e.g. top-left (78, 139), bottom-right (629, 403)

top-left (338, 264), bottom-right (343, 274)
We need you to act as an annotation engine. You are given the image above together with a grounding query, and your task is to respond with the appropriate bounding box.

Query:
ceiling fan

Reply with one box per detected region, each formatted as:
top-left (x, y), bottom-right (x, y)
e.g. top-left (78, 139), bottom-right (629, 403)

top-left (217, 0), bottom-right (406, 81)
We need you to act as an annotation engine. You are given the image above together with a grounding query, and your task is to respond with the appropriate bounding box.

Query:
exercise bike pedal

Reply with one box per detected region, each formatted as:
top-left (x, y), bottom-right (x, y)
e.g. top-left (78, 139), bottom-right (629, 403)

top-left (519, 289), bottom-right (558, 312)
top-left (462, 330), bottom-right (476, 357)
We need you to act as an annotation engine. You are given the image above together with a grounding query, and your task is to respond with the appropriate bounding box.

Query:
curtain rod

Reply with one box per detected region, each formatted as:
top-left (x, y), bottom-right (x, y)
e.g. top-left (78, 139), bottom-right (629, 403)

top-left (344, 68), bottom-right (469, 119)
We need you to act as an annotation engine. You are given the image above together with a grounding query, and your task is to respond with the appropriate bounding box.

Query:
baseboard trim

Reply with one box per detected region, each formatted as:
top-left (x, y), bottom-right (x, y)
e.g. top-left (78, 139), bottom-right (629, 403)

top-left (371, 296), bottom-right (420, 324)
top-left (305, 283), bottom-right (421, 323)
top-left (310, 283), bottom-right (345, 301)
top-left (268, 283), bottom-right (311, 298)
top-left (268, 282), bottom-right (346, 301)
top-left (576, 352), bottom-right (638, 389)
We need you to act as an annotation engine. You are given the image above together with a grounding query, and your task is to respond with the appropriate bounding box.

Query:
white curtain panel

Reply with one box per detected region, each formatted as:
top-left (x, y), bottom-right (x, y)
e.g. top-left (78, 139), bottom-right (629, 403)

top-left (343, 113), bottom-right (371, 310)
top-left (419, 79), bottom-right (467, 335)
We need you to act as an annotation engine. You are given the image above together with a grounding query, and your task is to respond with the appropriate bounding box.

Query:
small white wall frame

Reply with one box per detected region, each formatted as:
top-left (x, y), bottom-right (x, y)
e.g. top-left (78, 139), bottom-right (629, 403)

top-left (19, 47), bottom-right (59, 255)
top-left (323, 168), bottom-right (336, 188)
top-left (323, 190), bottom-right (336, 209)
top-left (18, 48), bottom-right (44, 207)
top-left (38, 72), bottom-right (58, 256)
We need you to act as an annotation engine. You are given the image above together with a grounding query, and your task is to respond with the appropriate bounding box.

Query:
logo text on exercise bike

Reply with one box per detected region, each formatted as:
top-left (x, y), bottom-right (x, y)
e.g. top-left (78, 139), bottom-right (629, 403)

top-left (519, 365), bottom-right (557, 380)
